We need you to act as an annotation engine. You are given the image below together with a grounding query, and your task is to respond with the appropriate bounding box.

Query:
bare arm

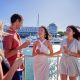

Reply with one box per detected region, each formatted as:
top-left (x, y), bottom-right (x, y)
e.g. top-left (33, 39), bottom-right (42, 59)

top-left (68, 51), bottom-right (80, 58)
top-left (38, 41), bottom-right (53, 57)
top-left (39, 42), bottom-right (62, 57)
top-left (32, 41), bottom-right (38, 56)
top-left (0, 57), bottom-right (23, 80)
top-left (63, 46), bottom-right (80, 58)
top-left (53, 48), bottom-right (62, 56)
top-left (4, 40), bottom-right (30, 58)
top-left (0, 56), bottom-right (3, 80)
top-left (47, 41), bottom-right (54, 57)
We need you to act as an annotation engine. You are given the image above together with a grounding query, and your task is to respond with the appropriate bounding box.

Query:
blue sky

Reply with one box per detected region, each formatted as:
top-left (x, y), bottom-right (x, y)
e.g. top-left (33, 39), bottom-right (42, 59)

top-left (0, 0), bottom-right (80, 31)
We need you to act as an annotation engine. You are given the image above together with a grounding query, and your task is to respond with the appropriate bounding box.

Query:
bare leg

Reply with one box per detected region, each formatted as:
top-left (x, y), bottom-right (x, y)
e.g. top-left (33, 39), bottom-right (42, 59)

top-left (60, 74), bottom-right (67, 80)
top-left (69, 76), bottom-right (76, 80)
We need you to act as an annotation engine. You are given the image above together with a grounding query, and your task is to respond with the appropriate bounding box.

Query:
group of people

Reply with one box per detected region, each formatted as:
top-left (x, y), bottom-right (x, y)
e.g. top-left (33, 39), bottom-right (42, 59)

top-left (0, 13), bottom-right (80, 80)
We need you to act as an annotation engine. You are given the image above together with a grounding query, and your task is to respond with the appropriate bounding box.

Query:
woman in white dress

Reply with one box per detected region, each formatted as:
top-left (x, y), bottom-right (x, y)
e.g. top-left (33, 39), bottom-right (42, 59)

top-left (33, 26), bottom-right (54, 80)
top-left (56, 25), bottom-right (80, 80)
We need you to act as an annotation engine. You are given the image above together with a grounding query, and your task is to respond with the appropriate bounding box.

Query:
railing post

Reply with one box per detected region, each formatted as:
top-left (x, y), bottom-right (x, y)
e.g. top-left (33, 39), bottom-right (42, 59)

top-left (23, 55), bottom-right (33, 80)
top-left (57, 56), bottom-right (59, 80)
top-left (23, 55), bottom-right (60, 80)
top-left (24, 56), bottom-right (27, 80)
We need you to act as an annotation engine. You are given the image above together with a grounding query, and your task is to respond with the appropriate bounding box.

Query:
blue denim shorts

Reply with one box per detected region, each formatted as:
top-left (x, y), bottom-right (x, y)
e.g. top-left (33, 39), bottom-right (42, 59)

top-left (12, 71), bottom-right (22, 80)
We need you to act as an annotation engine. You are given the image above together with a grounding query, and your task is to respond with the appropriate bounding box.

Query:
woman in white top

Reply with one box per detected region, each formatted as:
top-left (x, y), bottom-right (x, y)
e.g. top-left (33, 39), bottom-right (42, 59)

top-left (56, 25), bottom-right (80, 80)
top-left (33, 26), bottom-right (54, 80)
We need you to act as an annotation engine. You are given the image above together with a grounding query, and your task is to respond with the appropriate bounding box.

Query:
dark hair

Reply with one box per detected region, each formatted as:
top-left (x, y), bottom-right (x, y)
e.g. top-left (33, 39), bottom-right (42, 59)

top-left (10, 14), bottom-right (23, 24)
top-left (67, 25), bottom-right (80, 40)
top-left (39, 26), bottom-right (49, 40)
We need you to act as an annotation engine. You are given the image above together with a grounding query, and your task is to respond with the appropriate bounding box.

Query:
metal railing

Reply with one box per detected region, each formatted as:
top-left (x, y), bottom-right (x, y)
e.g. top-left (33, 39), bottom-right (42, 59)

top-left (23, 55), bottom-right (61, 80)
top-left (23, 55), bottom-right (80, 80)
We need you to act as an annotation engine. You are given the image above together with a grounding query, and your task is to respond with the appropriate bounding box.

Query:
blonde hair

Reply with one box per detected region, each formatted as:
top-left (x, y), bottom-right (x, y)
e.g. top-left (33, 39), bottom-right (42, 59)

top-left (0, 22), bottom-right (4, 59)
top-left (0, 21), bottom-right (4, 31)
top-left (0, 49), bottom-right (4, 59)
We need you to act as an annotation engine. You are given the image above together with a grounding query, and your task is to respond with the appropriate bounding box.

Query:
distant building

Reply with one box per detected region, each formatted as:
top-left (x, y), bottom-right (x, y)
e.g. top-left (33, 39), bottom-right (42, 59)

top-left (18, 27), bottom-right (39, 37)
top-left (48, 23), bottom-right (57, 37)
top-left (4, 23), bottom-right (58, 38)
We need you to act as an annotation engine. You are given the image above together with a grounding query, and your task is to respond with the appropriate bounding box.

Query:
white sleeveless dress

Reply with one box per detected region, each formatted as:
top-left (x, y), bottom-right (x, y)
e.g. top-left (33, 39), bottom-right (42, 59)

top-left (34, 40), bottom-right (49, 80)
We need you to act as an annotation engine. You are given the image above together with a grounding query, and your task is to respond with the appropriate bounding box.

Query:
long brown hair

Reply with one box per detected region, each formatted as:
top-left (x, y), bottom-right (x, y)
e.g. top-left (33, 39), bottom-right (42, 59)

top-left (67, 25), bottom-right (80, 40)
top-left (39, 26), bottom-right (50, 40)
